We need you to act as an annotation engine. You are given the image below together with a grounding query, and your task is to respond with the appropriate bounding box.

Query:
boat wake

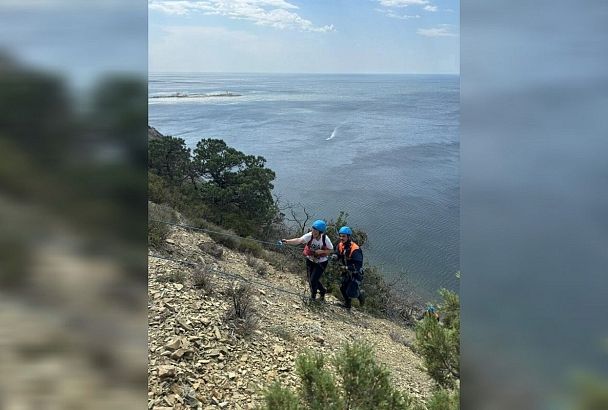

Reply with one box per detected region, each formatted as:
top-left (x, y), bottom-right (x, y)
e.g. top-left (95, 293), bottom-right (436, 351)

top-left (326, 126), bottom-right (338, 140)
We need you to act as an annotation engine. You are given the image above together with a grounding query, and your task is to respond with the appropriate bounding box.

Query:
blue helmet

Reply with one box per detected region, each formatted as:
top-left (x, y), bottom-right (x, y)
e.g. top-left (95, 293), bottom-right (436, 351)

top-left (338, 226), bottom-right (352, 235)
top-left (311, 219), bottom-right (327, 233)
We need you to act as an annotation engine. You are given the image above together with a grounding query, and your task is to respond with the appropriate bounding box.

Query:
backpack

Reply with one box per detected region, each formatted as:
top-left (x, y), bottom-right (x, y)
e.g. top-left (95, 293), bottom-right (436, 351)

top-left (303, 233), bottom-right (328, 257)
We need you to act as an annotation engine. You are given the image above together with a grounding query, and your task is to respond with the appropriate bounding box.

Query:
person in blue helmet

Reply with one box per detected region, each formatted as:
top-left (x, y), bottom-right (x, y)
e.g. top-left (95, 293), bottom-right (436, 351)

top-left (282, 219), bottom-right (334, 301)
top-left (332, 226), bottom-right (365, 310)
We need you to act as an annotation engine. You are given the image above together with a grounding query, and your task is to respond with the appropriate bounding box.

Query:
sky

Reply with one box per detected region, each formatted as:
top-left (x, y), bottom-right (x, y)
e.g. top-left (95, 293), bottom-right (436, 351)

top-left (149, 0), bottom-right (460, 74)
top-left (0, 1), bottom-right (147, 90)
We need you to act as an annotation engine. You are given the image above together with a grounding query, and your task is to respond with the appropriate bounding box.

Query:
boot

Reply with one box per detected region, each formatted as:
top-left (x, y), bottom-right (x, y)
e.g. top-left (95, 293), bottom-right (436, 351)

top-left (358, 291), bottom-right (366, 307)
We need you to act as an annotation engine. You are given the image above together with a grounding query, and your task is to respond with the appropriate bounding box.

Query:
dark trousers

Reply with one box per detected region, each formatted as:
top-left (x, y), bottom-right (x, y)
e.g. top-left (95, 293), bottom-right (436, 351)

top-left (306, 259), bottom-right (327, 298)
top-left (340, 273), bottom-right (364, 308)
top-left (340, 278), bottom-right (352, 307)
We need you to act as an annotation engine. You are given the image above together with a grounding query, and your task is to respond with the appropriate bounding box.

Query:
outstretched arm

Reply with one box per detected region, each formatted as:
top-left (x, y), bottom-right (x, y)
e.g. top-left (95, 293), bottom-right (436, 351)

top-left (281, 232), bottom-right (309, 245)
top-left (281, 237), bottom-right (302, 245)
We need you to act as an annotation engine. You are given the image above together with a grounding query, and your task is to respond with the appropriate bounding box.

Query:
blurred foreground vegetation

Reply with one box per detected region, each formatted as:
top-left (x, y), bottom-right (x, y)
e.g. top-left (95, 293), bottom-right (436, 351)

top-left (0, 53), bottom-right (147, 287)
top-left (0, 51), bottom-right (147, 409)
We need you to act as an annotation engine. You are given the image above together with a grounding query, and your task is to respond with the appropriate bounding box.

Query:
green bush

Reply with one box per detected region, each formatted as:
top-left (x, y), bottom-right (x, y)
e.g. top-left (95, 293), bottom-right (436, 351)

top-left (425, 389), bottom-right (459, 410)
top-left (296, 352), bottom-right (343, 410)
top-left (148, 171), bottom-right (173, 205)
top-left (573, 372), bottom-right (608, 410)
top-left (359, 265), bottom-right (394, 315)
top-left (335, 343), bottom-right (414, 410)
top-left (208, 231), bottom-right (239, 250)
top-left (148, 220), bottom-right (168, 249)
top-left (415, 288), bottom-right (460, 389)
top-left (238, 238), bottom-right (264, 257)
top-left (259, 342), bottom-right (416, 410)
top-left (259, 382), bottom-right (300, 410)
top-left (148, 202), bottom-right (178, 249)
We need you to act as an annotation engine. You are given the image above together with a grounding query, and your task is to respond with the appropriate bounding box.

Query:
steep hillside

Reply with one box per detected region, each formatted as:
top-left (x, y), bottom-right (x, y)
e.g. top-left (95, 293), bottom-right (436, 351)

top-left (148, 224), bottom-right (434, 410)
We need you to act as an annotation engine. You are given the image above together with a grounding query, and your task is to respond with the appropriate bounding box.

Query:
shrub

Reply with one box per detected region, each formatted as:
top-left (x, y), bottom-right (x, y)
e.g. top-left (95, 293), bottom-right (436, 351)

top-left (192, 266), bottom-right (212, 292)
top-left (389, 330), bottom-right (415, 349)
top-left (156, 270), bottom-right (186, 284)
top-left (426, 389), bottom-right (460, 410)
top-left (259, 342), bottom-right (417, 410)
top-left (255, 264), bottom-right (269, 276)
top-left (246, 254), bottom-right (256, 267)
top-left (415, 288), bottom-right (460, 388)
top-left (187, 217), bottom-right (238, 253)
top-left (247, 255), bottom-right (269, 276)
top-left (574, 371), bottom-right (608, 410)
top-left (264, 250), bottom-right (301, 274)
top-left (335, 343), bottom-right (414, 410)
top-left (148, 220), bottom-right (169, 249)
top-left (358, 265), bottom-right (393, 315)
top-left (148, 171), bottom-right (173, 205)
top-left (259, 382), bottom-right (300, 410)
top-left (238, 238), bottom-right (264, 257)
top-left (224, 283), bottom-right (258, 336)
top-left (269, 325), bottom-right (294, 342)
top-left (209, 231), bottom-right (239, 250)
top-left (148, 202), bottom-right (177, 249)
top-left (296, 352), bottom-right (343, 410)
top-left (198, 241), bottom-right (224, 259)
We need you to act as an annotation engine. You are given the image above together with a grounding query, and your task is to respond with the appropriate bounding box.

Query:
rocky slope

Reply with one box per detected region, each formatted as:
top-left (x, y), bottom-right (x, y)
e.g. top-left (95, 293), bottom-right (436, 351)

top-left (148, 224), bottom-right (434, 410)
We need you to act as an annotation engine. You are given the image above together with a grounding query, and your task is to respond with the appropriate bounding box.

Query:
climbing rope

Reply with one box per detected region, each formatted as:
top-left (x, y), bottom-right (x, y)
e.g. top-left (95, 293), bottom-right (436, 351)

top-left (149, 219), bottom-right (285, 247)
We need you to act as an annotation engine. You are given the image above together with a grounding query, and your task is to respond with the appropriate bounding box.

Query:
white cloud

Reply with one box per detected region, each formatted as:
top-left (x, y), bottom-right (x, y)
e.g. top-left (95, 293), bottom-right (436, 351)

top-left (376, 0), bottom-right (437, 17)
top-left (375, 8), bottom-right (420, 20)
top-left (379, 0), bottom-right (429, 6)
top-left (149, 1), bottom-right (192, 15)
top-left (417, 25), bottom-right (458, 37)
top-left (148, 0), bottom-right (333, 32)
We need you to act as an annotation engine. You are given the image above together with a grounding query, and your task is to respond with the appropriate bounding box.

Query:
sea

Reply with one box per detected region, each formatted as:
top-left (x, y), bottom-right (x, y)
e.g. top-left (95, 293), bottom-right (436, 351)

top-left (149, 73), bottom-right (459, 300)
